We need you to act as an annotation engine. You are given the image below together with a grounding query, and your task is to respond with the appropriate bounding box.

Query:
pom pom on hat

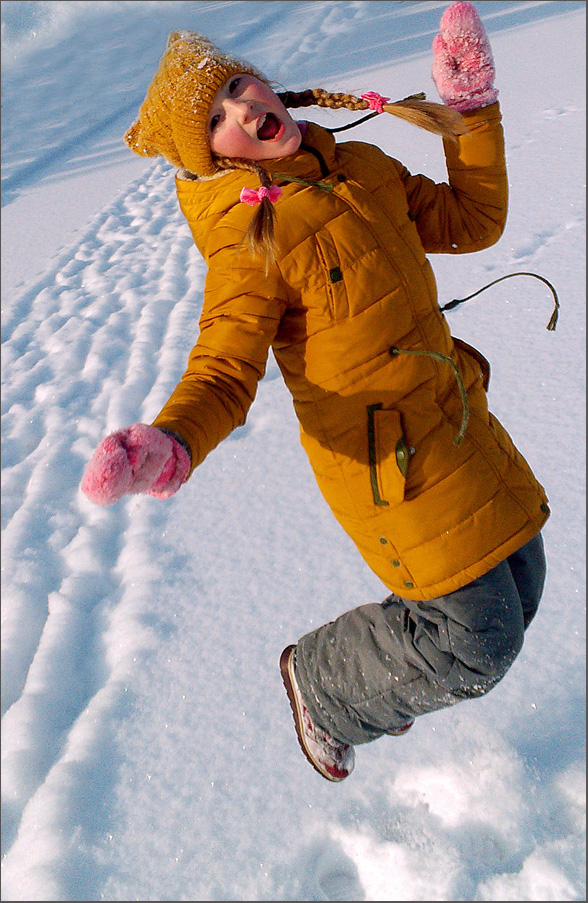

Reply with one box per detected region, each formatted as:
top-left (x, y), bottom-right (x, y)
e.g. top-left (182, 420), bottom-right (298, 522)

top-left (124, 31), bottom-right (268, 176)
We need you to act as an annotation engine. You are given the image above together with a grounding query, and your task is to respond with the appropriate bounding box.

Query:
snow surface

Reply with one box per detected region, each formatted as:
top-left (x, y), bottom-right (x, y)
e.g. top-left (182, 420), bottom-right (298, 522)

top-left (1, 2), bottom-right (586, 900)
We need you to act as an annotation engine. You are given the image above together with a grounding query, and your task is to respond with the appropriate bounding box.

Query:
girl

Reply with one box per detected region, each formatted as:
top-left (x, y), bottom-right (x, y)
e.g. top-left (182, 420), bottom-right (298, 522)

top-left (82, 2), bottom-right (549, 782)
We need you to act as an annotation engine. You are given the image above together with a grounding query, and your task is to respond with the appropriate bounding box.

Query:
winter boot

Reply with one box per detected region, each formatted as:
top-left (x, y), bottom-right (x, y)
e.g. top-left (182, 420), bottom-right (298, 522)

top-left (280, 645), bottom-right (355, 782)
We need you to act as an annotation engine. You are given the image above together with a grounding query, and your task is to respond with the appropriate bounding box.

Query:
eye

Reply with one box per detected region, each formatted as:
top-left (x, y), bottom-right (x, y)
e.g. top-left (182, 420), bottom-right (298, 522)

top-left (228, 76), bottom-right (242, 95)
top-left (209, 113), bottom-right (220, 131)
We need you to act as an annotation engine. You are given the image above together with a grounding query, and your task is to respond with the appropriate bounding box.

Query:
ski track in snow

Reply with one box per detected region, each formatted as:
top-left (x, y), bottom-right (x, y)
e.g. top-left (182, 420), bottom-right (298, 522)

top-left (1, 2), bottom-right (585, 901)
top-left (1, 161), bottom-right (204, 843)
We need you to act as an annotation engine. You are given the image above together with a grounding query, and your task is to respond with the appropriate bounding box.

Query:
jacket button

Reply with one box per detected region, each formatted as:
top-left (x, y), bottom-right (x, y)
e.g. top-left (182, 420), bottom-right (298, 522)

top-left (404, 581), bottom-right (414, 589)
top-left (540, 503), bottom-right (549, 513)
top-left (391, 559), bottom-right (401, 567)
top-left (337, 174), bottom-right (347, 181)
top-left (379, 537), bottom-right (388, 545)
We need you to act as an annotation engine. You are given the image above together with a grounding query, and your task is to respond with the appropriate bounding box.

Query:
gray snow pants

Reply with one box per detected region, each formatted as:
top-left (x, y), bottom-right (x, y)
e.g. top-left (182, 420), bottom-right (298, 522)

top-left (294, 533), bottom-right (546, 746)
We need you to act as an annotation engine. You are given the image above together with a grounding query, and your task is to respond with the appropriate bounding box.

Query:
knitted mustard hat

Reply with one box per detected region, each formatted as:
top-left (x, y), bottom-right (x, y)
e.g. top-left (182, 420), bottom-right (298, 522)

top-left (124, 31), bottom-right (268, 176)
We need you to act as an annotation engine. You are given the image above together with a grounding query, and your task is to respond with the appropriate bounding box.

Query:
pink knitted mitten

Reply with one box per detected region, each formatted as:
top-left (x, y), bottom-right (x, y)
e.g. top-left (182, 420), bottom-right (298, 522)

top-left (81, 423), bottom-right (191, 506)
top-left (432, 1), bottom-right (498, 113)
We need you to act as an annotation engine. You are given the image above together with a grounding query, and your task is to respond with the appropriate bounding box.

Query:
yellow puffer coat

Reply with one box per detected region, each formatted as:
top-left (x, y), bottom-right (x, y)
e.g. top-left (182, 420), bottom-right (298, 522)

top-left (153, 103), bottom-right (549, 600)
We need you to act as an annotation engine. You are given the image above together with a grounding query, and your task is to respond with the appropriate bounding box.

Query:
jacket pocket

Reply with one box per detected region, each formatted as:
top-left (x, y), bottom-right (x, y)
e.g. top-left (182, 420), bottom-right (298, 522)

top-left (367, 404), bottom-right (410, 507)
top-left (315, 231), bottom-right (349, 320)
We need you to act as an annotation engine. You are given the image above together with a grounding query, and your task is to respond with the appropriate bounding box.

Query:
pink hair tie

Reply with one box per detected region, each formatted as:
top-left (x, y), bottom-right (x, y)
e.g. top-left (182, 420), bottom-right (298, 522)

top-left (360, 91), bottom-right (391, 114)
top-left (239, 185), bottom-right (283, 206)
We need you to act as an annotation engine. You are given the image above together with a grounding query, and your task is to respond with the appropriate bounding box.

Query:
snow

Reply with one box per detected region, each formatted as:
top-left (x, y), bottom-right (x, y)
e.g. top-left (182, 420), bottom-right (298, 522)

top-left (1, 1), bottom-right (585, 900)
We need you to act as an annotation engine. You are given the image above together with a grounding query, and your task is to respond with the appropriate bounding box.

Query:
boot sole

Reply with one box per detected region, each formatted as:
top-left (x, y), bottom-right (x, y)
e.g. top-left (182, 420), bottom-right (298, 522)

top-left (389, 719), bottom-right (414, 736)
top-left (279, 645), bottom-right (350, 782)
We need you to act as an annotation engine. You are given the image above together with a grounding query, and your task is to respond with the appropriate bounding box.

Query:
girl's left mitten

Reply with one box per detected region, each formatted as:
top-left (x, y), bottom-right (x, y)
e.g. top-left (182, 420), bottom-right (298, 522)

top-left (432, 1), bottom-right (498, 113)
top-left (81, 423), bottom-right (191, 506)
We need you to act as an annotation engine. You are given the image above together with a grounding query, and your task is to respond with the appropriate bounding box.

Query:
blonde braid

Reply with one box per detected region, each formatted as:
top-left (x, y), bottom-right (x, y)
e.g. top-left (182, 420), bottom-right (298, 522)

top-left (277, 88), bottom-right (367, 112)
top-left (212, 155), bottom-right (277, 269)
top-left (278, 88), bottom-right (467, 139)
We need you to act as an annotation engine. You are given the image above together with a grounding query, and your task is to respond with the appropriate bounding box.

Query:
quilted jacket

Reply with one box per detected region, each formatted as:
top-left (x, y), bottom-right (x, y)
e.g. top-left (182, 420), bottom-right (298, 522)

top-left (153, 102), bottom-right (549, 600)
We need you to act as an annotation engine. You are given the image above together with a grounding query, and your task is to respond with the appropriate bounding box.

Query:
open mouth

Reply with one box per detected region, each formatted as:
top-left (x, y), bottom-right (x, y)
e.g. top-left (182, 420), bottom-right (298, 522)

top-left (257, 113), bottom-right (284, 141)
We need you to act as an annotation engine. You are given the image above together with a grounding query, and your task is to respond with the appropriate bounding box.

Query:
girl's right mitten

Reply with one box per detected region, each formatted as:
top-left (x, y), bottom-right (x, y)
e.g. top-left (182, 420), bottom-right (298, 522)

top-left (81, 423), bottom-right (190, 506)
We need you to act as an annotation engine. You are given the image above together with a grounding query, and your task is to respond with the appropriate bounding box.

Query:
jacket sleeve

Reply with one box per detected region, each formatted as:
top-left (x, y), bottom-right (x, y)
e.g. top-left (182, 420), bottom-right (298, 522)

top-left (152, 247), bottom-right (288, 476)
top-left (395, 102), bottom-right (508, 254)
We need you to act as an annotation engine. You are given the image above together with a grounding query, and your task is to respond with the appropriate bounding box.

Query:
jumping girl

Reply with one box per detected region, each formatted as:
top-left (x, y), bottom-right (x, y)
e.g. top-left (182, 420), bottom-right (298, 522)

top-left (82, 2), bottom-right (549, 782)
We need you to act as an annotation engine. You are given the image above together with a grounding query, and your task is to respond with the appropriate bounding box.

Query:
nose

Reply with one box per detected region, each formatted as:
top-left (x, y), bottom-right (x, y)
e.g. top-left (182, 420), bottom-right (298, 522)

top-left (223, 97), bottom-right (256, 124)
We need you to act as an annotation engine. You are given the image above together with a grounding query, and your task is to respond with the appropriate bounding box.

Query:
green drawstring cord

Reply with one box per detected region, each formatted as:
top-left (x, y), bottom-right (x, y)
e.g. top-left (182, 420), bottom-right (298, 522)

top-left (389, 346), bottom-right (469, 446)
top-left (440, 271), bottom-right (560, 331)
top-left (274, 173), bottom-right (334, 193)
top-left (389, 273), bottom-right (559, 446)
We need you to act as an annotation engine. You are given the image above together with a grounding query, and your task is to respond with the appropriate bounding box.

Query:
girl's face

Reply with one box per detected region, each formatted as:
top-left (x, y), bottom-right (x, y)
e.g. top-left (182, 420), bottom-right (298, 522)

top-left (208, 74), bottom-right (302, 161)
